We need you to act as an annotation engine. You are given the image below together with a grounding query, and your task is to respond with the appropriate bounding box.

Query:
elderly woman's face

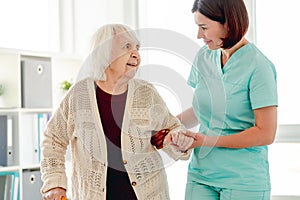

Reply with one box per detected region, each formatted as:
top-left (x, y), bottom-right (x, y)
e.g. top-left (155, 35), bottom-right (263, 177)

top-left (108, 31), bottom-right (141, 80)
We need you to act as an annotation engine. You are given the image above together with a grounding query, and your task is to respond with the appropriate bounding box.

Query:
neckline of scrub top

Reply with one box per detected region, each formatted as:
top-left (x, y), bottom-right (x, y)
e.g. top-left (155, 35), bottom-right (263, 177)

top-left (216, 43), bottom-right (254, 75)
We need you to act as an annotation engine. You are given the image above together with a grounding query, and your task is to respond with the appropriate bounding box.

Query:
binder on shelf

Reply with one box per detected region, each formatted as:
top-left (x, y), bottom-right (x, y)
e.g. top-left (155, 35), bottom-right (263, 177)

top-left (0, 171), bottom-right (19, 200)
top-left (20, 113), bottom-right (50, 165)
top-left (37, 113), bottom-right (50, 162)
top-left (0, 115), bottom-right (14, 167)
top-left (7, 118), bottom-right (13, 166)
top-left (22, 169), bottom-right (42, 200)
top-left (21, 59), bottom-right (52, 108)
top-left (0, 173), bottom-right (12, 200)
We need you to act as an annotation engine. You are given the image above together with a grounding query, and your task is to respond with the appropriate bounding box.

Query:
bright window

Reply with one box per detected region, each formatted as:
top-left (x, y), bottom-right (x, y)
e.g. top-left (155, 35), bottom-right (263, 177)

top-left (256, 1), bottom-right (300, 198)
top-left (256, 0), bottom-right (300, 125)
top-left (269, 143), bottom-right (300, 197)
top-left (138, 1), bottom-right (201, 198)
top-left (0, 0), bottom-right (59, 52)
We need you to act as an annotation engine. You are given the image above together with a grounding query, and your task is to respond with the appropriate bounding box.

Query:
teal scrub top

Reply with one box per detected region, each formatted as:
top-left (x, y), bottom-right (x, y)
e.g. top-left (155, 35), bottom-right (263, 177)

top-left (187, 43), bottom-right (277, 191)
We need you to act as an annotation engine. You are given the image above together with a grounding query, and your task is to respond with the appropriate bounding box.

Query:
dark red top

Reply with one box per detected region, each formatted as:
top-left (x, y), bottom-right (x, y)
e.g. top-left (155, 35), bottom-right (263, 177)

top-left (96, 86), bottom-right (137, 200)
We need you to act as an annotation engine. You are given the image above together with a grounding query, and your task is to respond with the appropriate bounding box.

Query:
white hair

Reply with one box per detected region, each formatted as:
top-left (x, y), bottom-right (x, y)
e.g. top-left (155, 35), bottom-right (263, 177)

top-left (76, 23), bottom-right (139, 82)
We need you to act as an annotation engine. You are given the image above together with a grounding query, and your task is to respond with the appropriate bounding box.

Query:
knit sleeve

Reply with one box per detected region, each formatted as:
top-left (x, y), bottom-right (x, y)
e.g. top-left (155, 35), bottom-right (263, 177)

top-left (40, 90), bottom-right (75, 193)
top-left (146, 83), bottom-right (191, 161)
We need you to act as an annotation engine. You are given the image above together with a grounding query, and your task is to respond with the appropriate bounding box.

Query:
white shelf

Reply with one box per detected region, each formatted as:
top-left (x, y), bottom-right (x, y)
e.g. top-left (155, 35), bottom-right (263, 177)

top-left (0, 166), bottom-right (20, 173)
top-left (0, 49), bottom-right (82, 200)
top-left (0, 108), bottom-right (53, 113)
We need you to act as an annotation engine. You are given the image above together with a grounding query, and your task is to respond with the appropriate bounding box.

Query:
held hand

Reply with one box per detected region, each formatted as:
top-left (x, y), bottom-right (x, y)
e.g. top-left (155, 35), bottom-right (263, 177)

top-left (182, 130), bottom-right (206, 149)
top-left (151, 129), bottom-right (170, 149)
top-left (42, 187), bottom-right (67, 200)
top-left (171, 130), bottom-right (194, 151)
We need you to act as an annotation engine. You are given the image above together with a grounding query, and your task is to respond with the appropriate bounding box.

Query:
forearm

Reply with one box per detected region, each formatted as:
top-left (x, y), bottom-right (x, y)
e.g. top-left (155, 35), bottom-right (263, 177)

top-left (41, 129), bottom-right (68, 192)
top-left (40, 109), bottom-right (69, 193)
top-left (203, 126), bottom-right (276, 148)
top-left (176, 107), bottom-right (199, 129)
top-left (189, 106), bottom-right (278, 149)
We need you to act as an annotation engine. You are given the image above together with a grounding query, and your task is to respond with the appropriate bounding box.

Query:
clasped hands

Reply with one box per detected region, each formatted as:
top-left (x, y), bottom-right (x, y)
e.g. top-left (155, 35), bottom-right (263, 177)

top-left (151, 129), bottom-right (201, 151)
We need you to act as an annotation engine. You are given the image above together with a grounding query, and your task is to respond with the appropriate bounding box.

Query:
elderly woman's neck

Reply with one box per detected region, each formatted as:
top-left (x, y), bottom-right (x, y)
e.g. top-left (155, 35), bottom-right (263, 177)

top-left (96, 77), bottom-right (129, 95)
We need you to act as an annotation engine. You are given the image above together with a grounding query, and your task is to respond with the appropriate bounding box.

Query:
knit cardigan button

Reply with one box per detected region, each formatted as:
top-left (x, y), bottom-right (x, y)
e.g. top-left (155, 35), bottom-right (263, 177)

top-left (123, 160), bottom-right (127, 164)
top-left (131, 181), bottom-right (137, 186)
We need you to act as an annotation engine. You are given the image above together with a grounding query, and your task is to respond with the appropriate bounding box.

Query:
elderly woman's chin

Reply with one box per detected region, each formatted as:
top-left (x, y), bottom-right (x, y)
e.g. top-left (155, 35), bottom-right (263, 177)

top-left (124, 67), bottom-right (138, 80)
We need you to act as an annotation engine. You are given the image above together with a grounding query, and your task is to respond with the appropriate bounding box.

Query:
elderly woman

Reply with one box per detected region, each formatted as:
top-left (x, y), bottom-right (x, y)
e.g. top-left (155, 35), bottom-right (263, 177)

top-left (40, 24), bottom-right (193, 200)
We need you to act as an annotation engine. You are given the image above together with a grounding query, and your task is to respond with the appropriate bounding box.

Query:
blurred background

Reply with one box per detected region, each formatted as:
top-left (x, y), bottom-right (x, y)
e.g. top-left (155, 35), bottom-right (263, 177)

top-left (0, 0), bottom-right (299, 199)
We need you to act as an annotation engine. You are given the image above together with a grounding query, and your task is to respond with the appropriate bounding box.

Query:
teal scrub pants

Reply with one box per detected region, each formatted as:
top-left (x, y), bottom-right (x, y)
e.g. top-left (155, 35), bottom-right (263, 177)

top-left (185, 182), bottom-right (270, 200)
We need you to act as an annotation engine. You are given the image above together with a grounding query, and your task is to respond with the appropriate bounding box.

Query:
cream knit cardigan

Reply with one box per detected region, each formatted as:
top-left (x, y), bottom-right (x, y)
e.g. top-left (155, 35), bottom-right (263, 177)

top-left (41, 77), bottom-right (189, 200)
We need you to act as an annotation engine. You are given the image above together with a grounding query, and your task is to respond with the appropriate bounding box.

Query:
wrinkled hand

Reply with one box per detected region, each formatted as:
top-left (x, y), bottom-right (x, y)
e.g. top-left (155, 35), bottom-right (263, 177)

top-left (151, 129), bottom-right (170, 149)
top-left (42, 187), bottom-right (67, 200)
top-left (170, 130), bottom-right (194, 152)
